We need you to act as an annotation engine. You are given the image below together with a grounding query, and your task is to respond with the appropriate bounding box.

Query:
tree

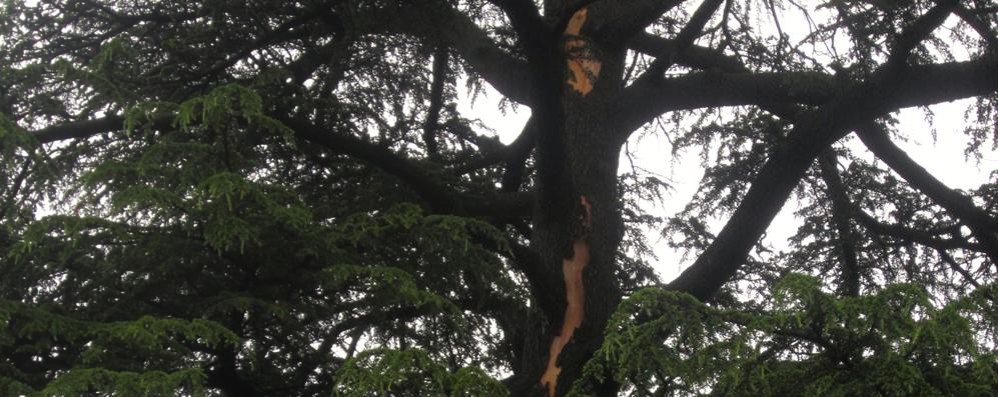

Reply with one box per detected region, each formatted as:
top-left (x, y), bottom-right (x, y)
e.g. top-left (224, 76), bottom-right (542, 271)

top-left (1, 0), bottom-right (996, 395)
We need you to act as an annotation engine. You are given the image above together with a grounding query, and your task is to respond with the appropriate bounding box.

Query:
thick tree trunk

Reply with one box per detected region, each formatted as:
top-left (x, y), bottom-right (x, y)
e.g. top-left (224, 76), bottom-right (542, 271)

top-left (523, 9), bottom-right (628, 395)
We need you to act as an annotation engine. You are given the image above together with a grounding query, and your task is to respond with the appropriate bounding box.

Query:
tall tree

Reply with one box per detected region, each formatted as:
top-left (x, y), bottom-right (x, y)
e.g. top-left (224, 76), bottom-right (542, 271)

top-left (1, 0), bottom-right (996, 396)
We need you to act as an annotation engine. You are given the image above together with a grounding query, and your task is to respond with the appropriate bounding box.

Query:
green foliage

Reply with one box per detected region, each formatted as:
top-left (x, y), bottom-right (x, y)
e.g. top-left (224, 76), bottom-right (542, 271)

top-left (333, 348), bottom-right (508, 396)
top-left (572, 274), bottom-right (998, 396)
top-left (2, 0), bottom-right (996, 395)
top-left (35, 368), bottom-right (206, 397)
top-left (0, 300), bottom-right (234, 396)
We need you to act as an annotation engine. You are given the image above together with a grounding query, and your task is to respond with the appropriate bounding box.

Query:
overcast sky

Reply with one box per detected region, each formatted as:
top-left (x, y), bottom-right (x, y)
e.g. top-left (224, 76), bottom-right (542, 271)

top-left (460, 89), bottom-right (995, 282)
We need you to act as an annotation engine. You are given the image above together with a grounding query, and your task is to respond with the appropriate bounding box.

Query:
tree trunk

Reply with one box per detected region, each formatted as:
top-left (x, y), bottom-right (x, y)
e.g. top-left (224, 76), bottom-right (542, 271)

top-left (523, 10), bottom-right (629, 394)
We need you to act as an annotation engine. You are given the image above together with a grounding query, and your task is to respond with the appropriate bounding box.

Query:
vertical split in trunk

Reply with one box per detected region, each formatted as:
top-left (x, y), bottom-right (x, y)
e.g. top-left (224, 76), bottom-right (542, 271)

top-left (540, 196), bottom-right (592, 397)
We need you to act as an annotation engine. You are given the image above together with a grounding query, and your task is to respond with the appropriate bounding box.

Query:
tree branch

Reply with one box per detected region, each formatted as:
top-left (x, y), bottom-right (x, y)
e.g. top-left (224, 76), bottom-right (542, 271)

top-left (953, 3), bottom-right (998, 49)
top-left (855, 122), bottom-right (998, 264)
top-left (818, 151), bottom-right (861, 297)
top-left (885, 0), bottom-right (958, 67)
top-left (590, 0), bottom-right (686, 45)
top-left (628, 32), bottom-right (747, 72)
top-left (487, 0), bottom-right (555, 64)
top-left (387, 1), bottom-right (535, 105)
top-left (616, 53), bottom-right (998, 134)
top-left (632, 0), bottom-right (725, 84)
top-left (936, 249), bottom-right (983, 288)
top-left (852, 208), bottom-right (981, 252)
top-left (422, 46), bottom-right (449, 161)
top-left (33, 116), bottom-right (127, 143)
top-left (278, 116), bottom-right (533, 218)
top-left (665, 50), bottom-right (998, 301)
top-left (28, 113), bottom-right (533, 219)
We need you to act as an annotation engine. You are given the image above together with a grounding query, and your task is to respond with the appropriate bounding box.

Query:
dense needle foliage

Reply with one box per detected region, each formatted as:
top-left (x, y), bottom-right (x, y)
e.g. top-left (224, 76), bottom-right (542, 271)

top-left (1, 0), bottom-right (996, 396)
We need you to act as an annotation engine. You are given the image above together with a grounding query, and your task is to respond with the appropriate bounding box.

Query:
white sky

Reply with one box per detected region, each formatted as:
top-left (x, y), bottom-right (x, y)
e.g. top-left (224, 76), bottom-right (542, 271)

top-left (460, 90), bottom-right (995, 283)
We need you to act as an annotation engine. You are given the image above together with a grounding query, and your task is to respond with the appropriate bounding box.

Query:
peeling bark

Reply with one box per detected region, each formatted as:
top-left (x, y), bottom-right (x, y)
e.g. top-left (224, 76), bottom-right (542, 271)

top-left (540, 196), bottom-right (592, 397)
top-left (564, 9), bottom-right (601, 96)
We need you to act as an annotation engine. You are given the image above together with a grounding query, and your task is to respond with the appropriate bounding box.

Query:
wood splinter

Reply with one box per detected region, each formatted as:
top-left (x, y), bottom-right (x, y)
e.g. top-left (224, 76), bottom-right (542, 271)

top-left (540, 196), bottom-right (592, 397)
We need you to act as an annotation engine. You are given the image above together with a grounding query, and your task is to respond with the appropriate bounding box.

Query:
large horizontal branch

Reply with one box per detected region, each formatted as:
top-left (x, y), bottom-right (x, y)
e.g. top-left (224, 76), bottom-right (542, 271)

top-left (616, 53), bottom-right (998, 134)
top-left (665, 51), bottom-right (998, 301)
top-left (32, 115), bottom-right (127, 143)
top-left (856, 123), bottom-right (998, 263)
top-left (616, 70), bottom-right (837, 131)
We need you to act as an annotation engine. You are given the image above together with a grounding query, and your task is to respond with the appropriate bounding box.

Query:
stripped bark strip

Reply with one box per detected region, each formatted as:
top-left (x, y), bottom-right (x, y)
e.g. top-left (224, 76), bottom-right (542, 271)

top-left (564, 9), bottom-right (601, 95)
top-left (540, 196), bottom-right (592, 397)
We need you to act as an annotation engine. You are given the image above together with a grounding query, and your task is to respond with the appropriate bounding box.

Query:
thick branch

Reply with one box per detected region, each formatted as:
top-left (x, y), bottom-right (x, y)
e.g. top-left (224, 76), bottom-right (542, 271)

top-left (633, 0), bottom-right (725, 83)
top-left (33, 116), bottom-right (127, 143)
top-left (886, 0), bottom-right (957, 67)
top-left (388, 1), bottom-right (534, 105)
top-left (590, 0), bottom-right (685, 45)
top-left (617, 53), bottom-right (998, 134)
top-left (953, 4), bottom-right (998, 48)
top-left (856, 123), bottom-right (998, 264)
top-left (665, 51), bottom-right (998, 301)
top-left (488, 0), bottom-right (555, 64)
top-left (501, 116), bottom-right (538, 192)
top-left (617, 70), bottom-right (837, 131)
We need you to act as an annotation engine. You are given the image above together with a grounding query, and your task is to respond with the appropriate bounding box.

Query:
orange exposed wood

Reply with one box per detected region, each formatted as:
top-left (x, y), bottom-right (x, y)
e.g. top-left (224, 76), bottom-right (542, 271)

top-left (564, 9), bottom-right (601, 95)
top-left (540, 196), bottom-right (592, 397)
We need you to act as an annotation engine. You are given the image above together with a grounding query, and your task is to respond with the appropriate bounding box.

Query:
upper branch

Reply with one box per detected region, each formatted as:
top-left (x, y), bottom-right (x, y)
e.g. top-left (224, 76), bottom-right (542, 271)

top-left (632, 0), bottom-right (725, 84)
top-left (387, 1), bottom-right (535, 105)
top-left (487, 0), bottom-right (556, 63)
top-left (885, 0), bottom-right (958, 67)
top-left (953, 3), bottom-right (998, 48)
top-left (665, 51), bottom-right (998, 301)
top-left (628, 32), bottom-right (747, 72)
top-left (615, 54), bottom-right (998, 134)
top-left (589, 0), bottom-right (686, 45)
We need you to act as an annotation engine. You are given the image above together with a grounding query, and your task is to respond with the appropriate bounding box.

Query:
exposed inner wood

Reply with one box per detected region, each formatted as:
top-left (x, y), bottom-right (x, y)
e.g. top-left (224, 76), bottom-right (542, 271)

top-left (564, 9), bottom-right (601, 95)
top-left (540, 196), bottom-right (592, 397)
